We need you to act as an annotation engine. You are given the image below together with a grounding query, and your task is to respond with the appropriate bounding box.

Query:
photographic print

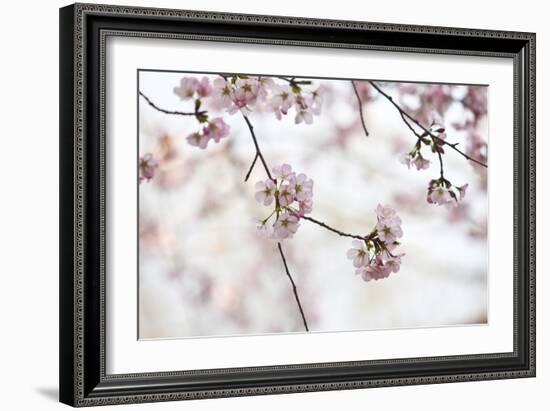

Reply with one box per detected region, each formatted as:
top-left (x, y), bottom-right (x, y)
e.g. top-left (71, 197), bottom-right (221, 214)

top-left (137, 70), bottom-right (489, 340)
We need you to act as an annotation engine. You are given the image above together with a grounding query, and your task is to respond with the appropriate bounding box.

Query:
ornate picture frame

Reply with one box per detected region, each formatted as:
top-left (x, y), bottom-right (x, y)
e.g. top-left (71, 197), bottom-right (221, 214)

top-left (59, 3), bottom-right (535, 406)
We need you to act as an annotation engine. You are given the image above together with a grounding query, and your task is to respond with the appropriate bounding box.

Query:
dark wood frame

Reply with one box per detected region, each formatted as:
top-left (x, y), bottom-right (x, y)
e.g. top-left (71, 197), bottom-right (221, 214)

top-left (59, 3), bottom-right (536, 407)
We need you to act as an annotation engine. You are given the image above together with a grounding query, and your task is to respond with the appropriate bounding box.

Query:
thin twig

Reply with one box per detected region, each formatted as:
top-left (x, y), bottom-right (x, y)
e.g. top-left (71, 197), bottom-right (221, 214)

top-left (138, 91), bottom-right (205, 117)
top-left (301, 215), bottom-right (365, 241)
top-left (244, 153), bottom-right (259, 182)
top-left (276, 76), bottom-right (312, 86)
top-left (241, 113), bottom-right (273, 180)
top-left (277, 242), bottom-right (309, 332)
top-left (368, 81), bottom-right (488, 168)
top-left (351, 81), bottom-right (369, 137)
top-left (433, 139), bottom-right (445, 179)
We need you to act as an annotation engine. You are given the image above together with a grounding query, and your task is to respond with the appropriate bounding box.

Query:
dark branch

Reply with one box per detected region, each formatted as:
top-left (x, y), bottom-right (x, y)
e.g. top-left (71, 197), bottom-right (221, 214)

top-left (244, 153), bottom-right (259, 182)
top-left (237, 110), bottom-right (308, 331)
top-left (276, 76), bottom-right (312, 87)
top-left (301, 215), bottom-right (366, 241)
top-left (241, 113), bottom-right (273, 180)
top-left (138, 91), bottom-right (205, 117)
top-left (277, 242), bottom-right (309, 332)
top-left (434, 141), bottom-right (445, 178)
top-left (368, 81), bottom-right (488, 168)
top-left (351, 81), bottom-right (369, 137)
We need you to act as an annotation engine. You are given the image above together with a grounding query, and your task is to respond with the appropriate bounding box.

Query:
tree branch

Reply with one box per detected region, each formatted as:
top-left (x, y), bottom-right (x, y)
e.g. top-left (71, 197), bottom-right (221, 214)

top-left (241, 113), bottom-right (273, 180)
top-left (351, 81), bottom-right (369, 137)
top-left (244, 153), bottom-right (259, 182)
top-left (277, 242), bottom-right (309, 332)
top-left (300, 215), bottom-right (366, 241)
top-left (368, 81), bottom-right (488, 168)
top-left (138, 91), bottom-right (206, 117)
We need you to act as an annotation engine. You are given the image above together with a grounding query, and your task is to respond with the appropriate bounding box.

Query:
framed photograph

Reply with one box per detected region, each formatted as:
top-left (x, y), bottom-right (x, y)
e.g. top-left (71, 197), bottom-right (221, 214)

top-left (59, 3), bottom-right (535, 407)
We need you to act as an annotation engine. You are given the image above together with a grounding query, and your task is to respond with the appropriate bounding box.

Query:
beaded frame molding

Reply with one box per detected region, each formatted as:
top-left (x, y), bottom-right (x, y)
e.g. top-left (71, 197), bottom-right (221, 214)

top-left (59, 3), bottom-right (535, 407)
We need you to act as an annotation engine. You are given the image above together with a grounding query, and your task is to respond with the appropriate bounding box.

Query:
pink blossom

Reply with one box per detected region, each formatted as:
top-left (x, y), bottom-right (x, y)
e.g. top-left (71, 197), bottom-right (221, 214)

top-left (227, 87), bottom-right (254, 115)
top-left (277, 184), bottom-right (296, 207)
top-left (203, 117), bottom-right (230, 142)
top-left (400, 152), bottom-right (430, 170)
top-left (413, 155), bottom-right (430, 170)
top-left (273, 213), bottom-right (300, 239)
top-left (139, 153), bottom-right (159, 183)
top-left (255, 76), bottom-right (275, 101)
top-left (376, 219), bottom-right (403, 243)
top-left (375, 204), bottom-right (398, 222)
top-left (211, 77), bottom-right (233, 109)
top-left (236, 77), bottom-right (259, 98)
top-left (173, 77), bottom-right (199, 100)
top-left (288, 173), bottom-right (313, 202)
top-left (186, 132), bottom-right (209, 149)
top-left (346, 205), bottom-right (404, 281)
top-left (309, 88), bottom-right (323, 115)
top-left (427, 186), bottom-right (452, 205)
top-left (457, 184), bottom-right (468, 200)
top-left (254, 179), bottom-right (276, 206)
top-left (356, 257), bottom-right (391, 282)
top-left (268, 84), bottom-right (294, 119)
top-left (385, 254), bottom-right (403, 273)
top-left (196, 76), bottom-right (212, 98)
top-left (346, 240), bottom-right (370, 268)
top-left (297, 198), bottom-right (313, 216)
top-left (294, 95), bottom-right (314, 125)
top-left (225, 77), bottom-right (259, 114)
top-left (254, 164), bottom-right (314, 239)
top-left (256, 220), bottom-right (273, 239)
top-left (272, 163), bottom-right (293, 181)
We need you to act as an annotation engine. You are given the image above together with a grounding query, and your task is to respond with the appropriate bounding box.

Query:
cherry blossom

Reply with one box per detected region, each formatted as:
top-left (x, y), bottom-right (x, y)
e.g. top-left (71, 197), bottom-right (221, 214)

top-left (297, 198), bottom-right (313, 216)
top-left (345, 204), bottom-right (405, 282)
top-left (272, 163), bottom-right (294, 181)
top-left (202, 117), bottom-right (230, 143)
top-left (273, 213), bottom-right (300, 239)
top-left (294, 94), bottom-right (315, 125)
top-left (375, 204), bottom-right (398, 221)
top-left (254, 180), bottom-right (276, 206)
top-left (211, 77), bottom-right (233, 109)
top-left (173, 77), bottom-right (199, 100)
top-left (426, 178), bottom-right (468, 206)
top-left (139, 153), bottom-right (159, 183)
top-left (278, 184), bottom-right (296, 207)
top-left (457, 184), bottom-right (469, 201)
top-left (268, 83), bottom-right (294, 119)
top-left (254, 164), bottom-right (314, 240)
top-left (196, 76), bottom-right (212, 98)
top-left (288, 173), bottom-right (314, 202)
top-left (376, 218), bottom-right (403, 243)
top-left (347, 240), bottom-right (370, 268)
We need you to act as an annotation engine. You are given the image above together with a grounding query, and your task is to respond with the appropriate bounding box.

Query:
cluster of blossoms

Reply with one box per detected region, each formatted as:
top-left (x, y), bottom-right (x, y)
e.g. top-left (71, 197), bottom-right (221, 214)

top-left (427, 178), bottom-right (468, 206)
top-left (214, 75), bottom-right (323, 124)
top-left (173, 76), bottom-right (231, 150)
top-left (254, 164), bottom-right (314, 240)
top-left (346, 205), bottom-right (405, 282)
top-left (398, 116), bottom-right (469, 206)
top-left (174, 75), bottom-right (324, 152)
top-left (139, 153), bottom-right (159, 183)
top-left (398, 115), bottom-right (446, 173)
top-left (397, 84), bottom-right (488, 177)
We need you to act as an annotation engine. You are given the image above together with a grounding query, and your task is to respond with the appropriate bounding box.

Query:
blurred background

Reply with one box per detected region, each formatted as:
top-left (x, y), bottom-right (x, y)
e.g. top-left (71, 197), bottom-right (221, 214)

top-left (138, 71), bottom-right (488, 339)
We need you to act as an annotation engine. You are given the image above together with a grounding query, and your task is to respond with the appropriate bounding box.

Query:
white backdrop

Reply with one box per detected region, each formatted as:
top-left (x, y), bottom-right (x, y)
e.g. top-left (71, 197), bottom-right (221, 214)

top-left (0, 0), bottom-right (544, 410)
